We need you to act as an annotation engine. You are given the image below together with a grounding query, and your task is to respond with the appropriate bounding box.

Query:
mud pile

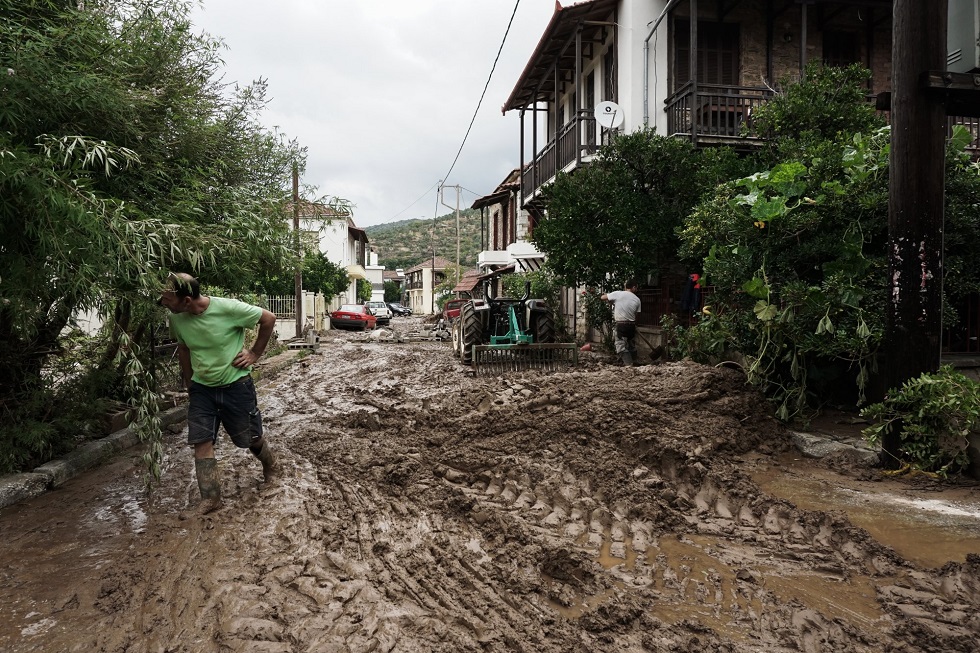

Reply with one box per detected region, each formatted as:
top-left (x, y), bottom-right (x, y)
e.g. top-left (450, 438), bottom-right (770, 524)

top-left (2, 328), bottom-right (979, 652)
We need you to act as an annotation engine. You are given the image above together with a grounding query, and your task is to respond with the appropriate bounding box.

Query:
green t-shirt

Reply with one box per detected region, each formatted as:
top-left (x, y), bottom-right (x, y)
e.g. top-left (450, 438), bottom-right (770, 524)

top-left (169, 296), bottom-right (264, 387)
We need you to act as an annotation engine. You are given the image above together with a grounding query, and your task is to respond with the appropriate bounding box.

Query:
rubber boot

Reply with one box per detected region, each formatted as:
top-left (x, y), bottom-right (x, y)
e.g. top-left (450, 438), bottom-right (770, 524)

top-left (249, 439), bottom-right (277, 483)
top-left (194, 458), bottom-right (223, 514)
top-left (621, 351), bottom-right (634, 367)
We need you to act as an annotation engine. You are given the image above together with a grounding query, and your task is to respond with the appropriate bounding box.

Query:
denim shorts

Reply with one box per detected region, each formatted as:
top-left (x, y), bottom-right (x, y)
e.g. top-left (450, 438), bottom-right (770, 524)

top-left (187, 375), bottom-right (263, 448)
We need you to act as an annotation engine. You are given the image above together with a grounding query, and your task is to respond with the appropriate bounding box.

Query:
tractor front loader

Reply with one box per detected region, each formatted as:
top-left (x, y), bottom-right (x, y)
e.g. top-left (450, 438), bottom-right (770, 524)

top-left (451, 282), bottom-right (577, 375)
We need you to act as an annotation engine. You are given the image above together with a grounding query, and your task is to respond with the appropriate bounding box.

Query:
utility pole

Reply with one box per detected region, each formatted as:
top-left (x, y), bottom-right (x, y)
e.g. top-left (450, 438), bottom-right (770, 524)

top-left (439, 183), bottom-right (462, 289)
top-left (432, 184), bottom-right (439, 316)
top-left (881, 0), bottom-right (948, 465)
top-left (292, 163), bottom-right (303, 339)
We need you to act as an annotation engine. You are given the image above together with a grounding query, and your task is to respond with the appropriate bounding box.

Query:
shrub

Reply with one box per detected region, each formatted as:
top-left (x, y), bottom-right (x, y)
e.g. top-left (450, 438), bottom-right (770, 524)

top-left (861, 366), bottom-right (980, 476)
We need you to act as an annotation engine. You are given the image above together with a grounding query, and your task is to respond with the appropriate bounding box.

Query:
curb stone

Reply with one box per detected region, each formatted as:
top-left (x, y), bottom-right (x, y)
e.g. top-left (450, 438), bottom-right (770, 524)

top-left (0, 350), bottom-right (303, 512)
top-left (789, 430), bottom-right (879, 464)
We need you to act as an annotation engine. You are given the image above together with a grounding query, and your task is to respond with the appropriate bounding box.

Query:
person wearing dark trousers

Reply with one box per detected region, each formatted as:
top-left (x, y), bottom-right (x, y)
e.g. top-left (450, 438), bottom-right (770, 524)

top-left (158, 273), bottom-right (278, 515)
top-left (601, 279), bottom-right (641, 367)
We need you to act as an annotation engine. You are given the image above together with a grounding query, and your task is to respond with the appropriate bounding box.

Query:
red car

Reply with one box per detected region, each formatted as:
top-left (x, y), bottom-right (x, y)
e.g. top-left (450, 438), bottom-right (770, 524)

top-left (330, 304), bottom-right (377, 331)
top-left (442, 298), bottom-right (467, 322)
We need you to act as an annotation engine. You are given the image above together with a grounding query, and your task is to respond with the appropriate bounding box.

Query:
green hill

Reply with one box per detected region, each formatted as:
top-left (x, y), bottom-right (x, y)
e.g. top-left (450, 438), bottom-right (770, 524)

top-left (365, 209), bottom-right (485, 271)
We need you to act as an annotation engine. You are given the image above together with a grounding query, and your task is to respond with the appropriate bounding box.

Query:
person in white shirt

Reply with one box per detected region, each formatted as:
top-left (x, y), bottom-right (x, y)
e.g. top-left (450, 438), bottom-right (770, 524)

top-left (601, 279), bottom-right (641, 367)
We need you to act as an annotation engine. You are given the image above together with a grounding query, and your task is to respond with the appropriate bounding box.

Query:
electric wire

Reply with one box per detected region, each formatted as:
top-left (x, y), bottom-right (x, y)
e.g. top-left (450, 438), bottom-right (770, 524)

top-left (387, 180), bottom-right (442, 222)
top-left (387, 0), bottom-right (522, 223)
top-left (439, 0), bottom-right (522, 189)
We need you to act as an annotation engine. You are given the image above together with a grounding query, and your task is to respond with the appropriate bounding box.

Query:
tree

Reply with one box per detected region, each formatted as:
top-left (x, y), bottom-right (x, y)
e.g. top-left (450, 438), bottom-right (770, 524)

top-left (0, 0), bottom-right (306, 474)
top-left (356, 279), bottom-right (372, 303)
top-left (383, 281), bottom-right (402, 303)
top-left (533, 129), bottom-right (750, 290)
top-left (675, 64), bottom-right (980, 422)
top-left (256, 252), bottom-right (350, 301)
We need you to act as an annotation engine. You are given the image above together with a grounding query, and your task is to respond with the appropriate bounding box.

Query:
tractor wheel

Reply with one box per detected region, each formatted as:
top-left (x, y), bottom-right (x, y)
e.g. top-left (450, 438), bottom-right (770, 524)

top-left (460, 302), bottom-right (483, 365)
top-left (451, 319), bottom-right (461, 354)
top-left (532, 312), bottom-right (556, 343)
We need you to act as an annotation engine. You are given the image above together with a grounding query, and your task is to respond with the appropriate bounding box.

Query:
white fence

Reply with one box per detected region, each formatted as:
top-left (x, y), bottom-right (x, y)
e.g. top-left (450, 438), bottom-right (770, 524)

top-left (267, 292), bottom-right (341, 338)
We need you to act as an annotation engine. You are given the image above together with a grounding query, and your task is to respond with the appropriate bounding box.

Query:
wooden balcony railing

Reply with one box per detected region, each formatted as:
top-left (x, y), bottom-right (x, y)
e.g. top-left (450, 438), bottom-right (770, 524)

top-left (522, 110), bottom-right (600, 200)
top-left (522, 85), bottom-right (979, 205)
top-left (665, 82), bottom-right (773, 143)
top-left (949, 115), bottom-right (980, 159)
top-left (665, 82), bottom-right (980, 157)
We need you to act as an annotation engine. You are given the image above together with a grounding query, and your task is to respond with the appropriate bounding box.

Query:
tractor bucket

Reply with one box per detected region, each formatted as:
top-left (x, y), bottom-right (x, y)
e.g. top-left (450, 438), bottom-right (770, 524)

top-left (471, 343), bottom-right (578, 376)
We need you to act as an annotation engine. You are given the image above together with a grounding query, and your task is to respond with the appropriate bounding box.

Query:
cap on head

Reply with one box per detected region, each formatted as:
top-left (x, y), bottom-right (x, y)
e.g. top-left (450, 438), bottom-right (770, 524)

top-left (159, 272), bottom-right (200, 304)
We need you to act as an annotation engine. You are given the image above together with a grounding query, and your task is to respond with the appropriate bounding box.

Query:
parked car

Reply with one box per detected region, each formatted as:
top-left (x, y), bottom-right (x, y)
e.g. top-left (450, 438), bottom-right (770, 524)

top-left (387, 302), bottom-right (412, 316)
top-left (442, 298), bottom-right (467, 322)
top-left (365, 301), bottom-right (392, 325)
top-left (330, 304), bottom-right (377, 331)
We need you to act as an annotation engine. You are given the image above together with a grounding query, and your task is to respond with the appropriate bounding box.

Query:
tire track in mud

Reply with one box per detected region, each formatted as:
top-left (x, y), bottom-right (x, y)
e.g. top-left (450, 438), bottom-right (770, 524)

top-left (4, 327), bottom-right (980, 652)
top-left (433, 451), bottom-right (891, 651)
top-left (331, 345), bottom-right (980, 652)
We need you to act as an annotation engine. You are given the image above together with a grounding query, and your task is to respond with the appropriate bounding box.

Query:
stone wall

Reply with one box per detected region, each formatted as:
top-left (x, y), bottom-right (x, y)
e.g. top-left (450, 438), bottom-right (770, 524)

top-left (674, 1), bottom-right (891, 92)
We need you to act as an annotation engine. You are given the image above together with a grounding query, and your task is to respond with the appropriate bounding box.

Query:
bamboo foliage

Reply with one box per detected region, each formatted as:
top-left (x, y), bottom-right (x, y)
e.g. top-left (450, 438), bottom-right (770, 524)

top-left (0, 0), bottom-right (304, 475)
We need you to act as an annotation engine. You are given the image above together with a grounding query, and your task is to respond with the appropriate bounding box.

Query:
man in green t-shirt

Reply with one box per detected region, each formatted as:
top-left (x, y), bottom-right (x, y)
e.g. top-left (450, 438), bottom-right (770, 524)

top-left (159, 273), bottom-right (278, 514)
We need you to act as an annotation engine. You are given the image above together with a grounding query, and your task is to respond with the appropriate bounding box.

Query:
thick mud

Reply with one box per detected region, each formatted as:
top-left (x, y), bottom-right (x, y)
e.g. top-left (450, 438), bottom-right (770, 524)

top-left (2, 319), bottom-right (980, 652)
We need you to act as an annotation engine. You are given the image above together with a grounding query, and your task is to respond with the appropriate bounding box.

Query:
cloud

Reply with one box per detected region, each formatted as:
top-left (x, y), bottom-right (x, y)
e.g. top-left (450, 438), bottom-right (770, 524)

top-left (190, 0), bottom-right (556, 226)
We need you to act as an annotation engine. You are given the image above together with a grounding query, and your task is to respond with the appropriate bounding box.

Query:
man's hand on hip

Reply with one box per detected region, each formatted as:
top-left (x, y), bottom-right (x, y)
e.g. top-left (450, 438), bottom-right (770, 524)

top-left (233, 348), bottom-right (258, 368)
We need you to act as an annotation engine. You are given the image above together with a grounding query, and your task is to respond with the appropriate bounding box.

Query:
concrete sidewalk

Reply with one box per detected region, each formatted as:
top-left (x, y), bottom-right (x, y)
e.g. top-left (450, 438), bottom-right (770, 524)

top-left (0, 349), bottom-right (303, 511)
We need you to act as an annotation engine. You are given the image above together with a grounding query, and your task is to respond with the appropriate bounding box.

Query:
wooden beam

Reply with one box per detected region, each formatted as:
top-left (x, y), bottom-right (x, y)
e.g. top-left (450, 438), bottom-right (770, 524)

top-left (922, 71), bottom-right (980, 118)
top-left (881, 0), bottom-right (948, 467)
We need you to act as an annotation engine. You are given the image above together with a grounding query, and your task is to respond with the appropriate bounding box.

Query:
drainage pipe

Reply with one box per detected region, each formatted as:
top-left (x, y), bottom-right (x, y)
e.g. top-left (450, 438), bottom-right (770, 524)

top-left (643, 0), bottom-right (682, 126)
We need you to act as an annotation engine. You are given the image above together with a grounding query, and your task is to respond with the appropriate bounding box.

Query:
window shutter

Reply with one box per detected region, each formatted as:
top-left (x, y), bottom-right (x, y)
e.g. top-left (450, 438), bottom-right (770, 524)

top-left (675, 20), bottom-right (740, 89)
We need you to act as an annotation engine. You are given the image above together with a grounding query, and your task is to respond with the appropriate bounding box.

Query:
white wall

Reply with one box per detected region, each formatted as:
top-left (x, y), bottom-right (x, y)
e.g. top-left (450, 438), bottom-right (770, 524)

top-left (621, 0), bottom-right (670, 134)
top-left (531, 1), bottom-right (671, 147)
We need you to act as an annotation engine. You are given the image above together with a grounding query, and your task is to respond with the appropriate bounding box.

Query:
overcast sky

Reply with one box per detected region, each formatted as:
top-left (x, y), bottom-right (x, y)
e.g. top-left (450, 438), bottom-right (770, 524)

top-left (188, 0), bottom-right (557, 228)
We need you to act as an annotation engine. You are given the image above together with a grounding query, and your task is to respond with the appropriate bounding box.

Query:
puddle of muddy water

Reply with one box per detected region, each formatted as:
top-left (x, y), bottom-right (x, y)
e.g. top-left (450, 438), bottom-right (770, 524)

top-left (753, 459), bottom-right (980, 568)
top-left (556, 527), bottom-right (884, 644)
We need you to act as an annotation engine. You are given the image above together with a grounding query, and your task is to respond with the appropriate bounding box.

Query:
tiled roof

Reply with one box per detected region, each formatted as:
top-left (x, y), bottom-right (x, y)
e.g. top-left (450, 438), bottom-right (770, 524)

top-left (404, 256), bottom-right (454, 274)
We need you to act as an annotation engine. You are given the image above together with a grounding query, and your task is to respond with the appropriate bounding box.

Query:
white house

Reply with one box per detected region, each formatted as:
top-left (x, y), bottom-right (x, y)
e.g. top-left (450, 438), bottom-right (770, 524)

top-left (291, 202), bottom-right (370, 307)
top-left (364, 248), bottom-right (386, 303)
top-left (404, 256), bottom-right (452, 316)
top-left (498, 0), bottom-right (901, 339)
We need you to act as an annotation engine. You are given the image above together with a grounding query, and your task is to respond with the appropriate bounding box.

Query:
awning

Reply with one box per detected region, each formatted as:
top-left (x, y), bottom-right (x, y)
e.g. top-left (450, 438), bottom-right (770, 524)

top-left (514, 256), bottom-right (544, 273)
top-left (478, 264), bottom-right (515, 280)
top-left (502, 0), bottom-right (618, 113)
top-left (452, 276), bottom-right (481, 293)
top-left (346, 264), bottom-right (367, 280)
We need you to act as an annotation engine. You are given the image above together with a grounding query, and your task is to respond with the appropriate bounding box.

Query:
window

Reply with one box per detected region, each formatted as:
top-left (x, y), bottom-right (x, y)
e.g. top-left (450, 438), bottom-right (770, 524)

top-left (674, 20), bottom-right (740, 90)
top-left (823, 30), bottom-right (859, 67)
top-left (586, 70), bottom-right (596, 111)
top-left (603, 48), bottom-right (617, 101)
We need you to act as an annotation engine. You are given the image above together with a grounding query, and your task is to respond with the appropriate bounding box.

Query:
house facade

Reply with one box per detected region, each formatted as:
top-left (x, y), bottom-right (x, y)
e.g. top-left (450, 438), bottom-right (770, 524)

top-left (294, 204), bottom-right (369, 306)
top-left (364, 248), bottom-right (386, 304)
top-left (404, 256), bottom-right (453, 315)
top-left (501, 0), bottom-right (977, 344)
top-left (471, 168), bottom-right (547, 298)
top-left (502, 0), bottom-right (914, 210)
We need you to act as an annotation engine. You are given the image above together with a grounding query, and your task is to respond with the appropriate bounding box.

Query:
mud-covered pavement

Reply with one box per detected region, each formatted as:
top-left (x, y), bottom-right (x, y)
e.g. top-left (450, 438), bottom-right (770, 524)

top-left (2, 320), bottom-right (980, 652)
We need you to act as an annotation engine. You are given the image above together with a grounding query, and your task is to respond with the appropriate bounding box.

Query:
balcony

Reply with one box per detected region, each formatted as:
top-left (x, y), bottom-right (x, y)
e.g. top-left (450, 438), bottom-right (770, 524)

top-left (665, 82), bottom-right (773, 146)
top-left (665, 82), bottom-right (980, 158)
top-left (521, 84), bottom-right (979, 206)
top-left (522, 110), bottom-right (605, 202)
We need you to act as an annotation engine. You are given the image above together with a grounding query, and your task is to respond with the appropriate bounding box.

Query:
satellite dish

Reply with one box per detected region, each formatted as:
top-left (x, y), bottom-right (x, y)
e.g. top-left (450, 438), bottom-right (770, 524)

top-left (594, 101), bottom-right (624, 129)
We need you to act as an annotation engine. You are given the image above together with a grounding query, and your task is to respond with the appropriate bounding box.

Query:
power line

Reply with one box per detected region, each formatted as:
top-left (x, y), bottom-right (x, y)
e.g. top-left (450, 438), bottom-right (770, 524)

top-left (387, 180), bottom-right (441, 222)
top-left (386, 0), bottom-right (522, 224)
top-left (440, 0), bottom-right (522, 185)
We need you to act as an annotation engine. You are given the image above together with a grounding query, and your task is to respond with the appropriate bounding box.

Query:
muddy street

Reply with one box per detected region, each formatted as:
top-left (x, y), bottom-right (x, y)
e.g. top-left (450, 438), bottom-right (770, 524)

top-left (2, 322), bottom-right (980, 652)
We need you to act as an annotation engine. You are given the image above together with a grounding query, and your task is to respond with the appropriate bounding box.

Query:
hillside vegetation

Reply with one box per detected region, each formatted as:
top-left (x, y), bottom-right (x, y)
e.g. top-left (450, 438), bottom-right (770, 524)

top-left (365, 209), bottom-right (485, 271)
